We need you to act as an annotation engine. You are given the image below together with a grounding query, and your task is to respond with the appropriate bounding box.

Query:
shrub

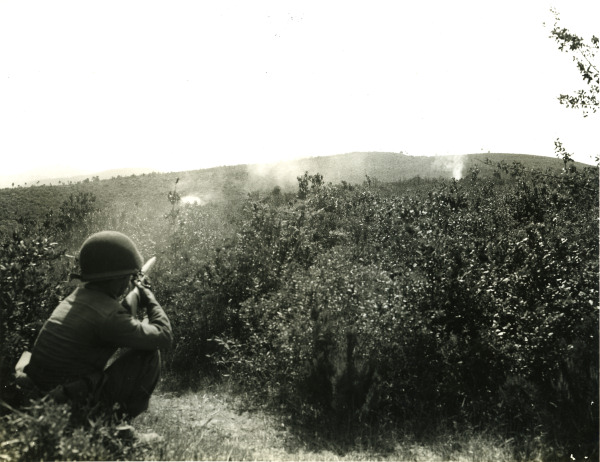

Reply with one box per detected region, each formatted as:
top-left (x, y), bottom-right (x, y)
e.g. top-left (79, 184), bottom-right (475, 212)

top-left (0, 399), bottom-right (151, 461)
top-left (0, 234), bottom-right (69, 399)
top-left (199, 166), bottom-right (597, 456)
top-left (1, 161), bottom-right (597, 458)
top-left (0, 192), bottom-right (99, 401)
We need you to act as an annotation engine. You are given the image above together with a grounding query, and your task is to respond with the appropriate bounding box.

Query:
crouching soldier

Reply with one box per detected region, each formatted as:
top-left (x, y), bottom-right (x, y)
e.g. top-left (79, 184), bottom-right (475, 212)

top-left (21, 230), bottom-right (172, 419)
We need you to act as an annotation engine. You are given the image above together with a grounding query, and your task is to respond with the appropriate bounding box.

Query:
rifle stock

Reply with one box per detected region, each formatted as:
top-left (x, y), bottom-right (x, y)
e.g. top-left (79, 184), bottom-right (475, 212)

top-left (124, 256), bottom-right (156, 318)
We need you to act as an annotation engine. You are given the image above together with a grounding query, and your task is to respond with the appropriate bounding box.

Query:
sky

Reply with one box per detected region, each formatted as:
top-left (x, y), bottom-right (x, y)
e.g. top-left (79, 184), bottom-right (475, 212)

top-left (0, 0), bottom-right (598, 182)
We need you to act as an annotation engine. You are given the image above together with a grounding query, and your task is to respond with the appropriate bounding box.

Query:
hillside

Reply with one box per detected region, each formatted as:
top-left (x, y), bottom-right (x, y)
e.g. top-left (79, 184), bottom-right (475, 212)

top-left (0, 167), bottom-right (156, 189)
top-left (247, 152), bottom-right (574, 186)
top-left (0, 152), bottom-right (575, 236)
top-left (1, 148), bottom-right (597, 460)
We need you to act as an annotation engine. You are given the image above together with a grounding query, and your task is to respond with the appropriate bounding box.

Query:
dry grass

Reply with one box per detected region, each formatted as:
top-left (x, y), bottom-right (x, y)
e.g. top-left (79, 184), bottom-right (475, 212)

top-left (133, 386), bottom-right (524, 461)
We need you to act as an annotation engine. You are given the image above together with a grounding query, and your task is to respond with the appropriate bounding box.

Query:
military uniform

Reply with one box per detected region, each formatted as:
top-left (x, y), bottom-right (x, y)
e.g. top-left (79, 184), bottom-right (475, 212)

top-left (24, 231), bottom-right (172, 418)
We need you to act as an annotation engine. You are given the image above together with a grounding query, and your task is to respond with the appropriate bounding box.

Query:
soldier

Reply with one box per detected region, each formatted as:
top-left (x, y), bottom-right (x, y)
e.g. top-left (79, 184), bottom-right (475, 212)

top-left (22, 231), bottom-right (172, 418)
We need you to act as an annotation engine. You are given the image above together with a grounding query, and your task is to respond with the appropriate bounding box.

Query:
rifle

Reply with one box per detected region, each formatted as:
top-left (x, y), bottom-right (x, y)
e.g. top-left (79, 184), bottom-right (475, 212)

top-left (124, 256), bottom-right (156, 318)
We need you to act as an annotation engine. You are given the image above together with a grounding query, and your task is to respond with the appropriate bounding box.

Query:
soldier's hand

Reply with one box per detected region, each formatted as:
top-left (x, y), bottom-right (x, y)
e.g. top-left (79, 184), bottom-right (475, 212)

top-left (138, 275), bottom-right (152, 290)
top-left (134, 280), bottom-right (158, 309)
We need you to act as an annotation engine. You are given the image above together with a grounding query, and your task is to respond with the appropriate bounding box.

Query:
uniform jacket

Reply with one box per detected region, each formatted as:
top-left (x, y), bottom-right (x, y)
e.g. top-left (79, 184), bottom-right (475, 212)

top-left (26, 286), bottom-right (172, 391)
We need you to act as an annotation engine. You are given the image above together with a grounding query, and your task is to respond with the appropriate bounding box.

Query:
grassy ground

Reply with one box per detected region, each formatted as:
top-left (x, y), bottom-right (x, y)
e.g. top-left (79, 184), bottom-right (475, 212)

top-left (132, 385), bottom-right (524, 461)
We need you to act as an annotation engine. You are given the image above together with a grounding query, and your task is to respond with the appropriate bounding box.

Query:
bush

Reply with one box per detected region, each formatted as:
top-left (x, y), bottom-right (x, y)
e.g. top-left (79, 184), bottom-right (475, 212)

top-left (0, 192), bottom-right (99, 401)
top-left (0, 399), bottom-right (151, 461)
top-left (1, 161), bottom-right (597, 458)
top-left (197, 166), bottom-right (598, 456)
top-left (0, 234), bottom-right (69, 399)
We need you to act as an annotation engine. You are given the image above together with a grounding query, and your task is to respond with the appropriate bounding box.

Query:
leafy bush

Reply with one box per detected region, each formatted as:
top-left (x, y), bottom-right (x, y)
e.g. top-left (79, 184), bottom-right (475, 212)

top-left (194, 164), bottom-right (598, 457)
top-left (147, 201), bottom-right (244, 381)
top-left (0, 399), bottom-right (151, 461)
top-left (0, 192), bottom-right (101, 401)
top-left (0, 235), bottom-right (67, 389)
top-left (1, 159), bottom-right (597, 459)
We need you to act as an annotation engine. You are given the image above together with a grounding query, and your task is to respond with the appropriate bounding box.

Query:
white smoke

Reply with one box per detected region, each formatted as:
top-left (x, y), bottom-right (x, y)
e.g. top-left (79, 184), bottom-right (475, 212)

top-left (247, 160), bottom-right (307, 190)
top-left (433, 155), bottom-right (466, 180)
top-left (180, 195), bottom-right (204, 205)
top-left (179, 191), bottom-right (219, 206)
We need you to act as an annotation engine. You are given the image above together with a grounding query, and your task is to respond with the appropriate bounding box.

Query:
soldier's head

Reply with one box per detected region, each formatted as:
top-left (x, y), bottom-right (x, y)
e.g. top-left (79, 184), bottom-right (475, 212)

top-left (78, 231), bottom-right (143, 298)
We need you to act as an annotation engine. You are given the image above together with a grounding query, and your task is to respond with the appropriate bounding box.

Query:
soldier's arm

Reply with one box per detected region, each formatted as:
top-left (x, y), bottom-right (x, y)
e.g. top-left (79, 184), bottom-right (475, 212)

top-left (101, 291), bottom-right (172, 350)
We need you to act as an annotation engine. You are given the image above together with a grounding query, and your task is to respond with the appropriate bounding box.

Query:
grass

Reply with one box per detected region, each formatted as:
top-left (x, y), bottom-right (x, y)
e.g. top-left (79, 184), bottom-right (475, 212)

top-left (131, 383), bottom-right (525, 461)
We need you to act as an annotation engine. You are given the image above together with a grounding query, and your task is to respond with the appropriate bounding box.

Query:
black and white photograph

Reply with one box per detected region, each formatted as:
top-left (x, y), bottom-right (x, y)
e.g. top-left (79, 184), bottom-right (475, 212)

top-left (1, 1), bottom-right (598, 460)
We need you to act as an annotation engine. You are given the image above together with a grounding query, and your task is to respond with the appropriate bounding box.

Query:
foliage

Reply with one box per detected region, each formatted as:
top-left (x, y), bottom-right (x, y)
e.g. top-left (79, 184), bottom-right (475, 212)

top-left (548, 8), bottom-right (599, 116)
top-left (198, 165), bottom-right (598, 458)
top-left (0, 192), bottom-right (100, 398)
top-left (0, 154), bottom-right (597, 459)
top-left (0, 399), bottom-right (152, 461)
top-left (0, 153), bottom-right (572, 238)
top-left (150, 202), bottom-right (242, 382)
top-left (166, 177), bottom-right (181, 220)
top-left (0, 235), bottom-right (67, 392)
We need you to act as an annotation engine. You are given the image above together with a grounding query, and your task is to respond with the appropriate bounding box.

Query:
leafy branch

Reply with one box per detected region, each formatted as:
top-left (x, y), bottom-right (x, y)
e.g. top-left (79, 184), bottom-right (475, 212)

top-left (548, 8), bottom-right (599, 116)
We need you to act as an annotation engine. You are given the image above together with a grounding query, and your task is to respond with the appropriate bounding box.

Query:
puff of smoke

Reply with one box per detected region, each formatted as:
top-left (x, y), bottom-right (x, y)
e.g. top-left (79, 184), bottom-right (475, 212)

top-left (170, 176), bottom-right (218, 206)
top-left (179, 192), bottom-right (220, 206)
top-left (247, 160), bottom-right (307, 190)
top-left (433, 155), bottom-right (466, 180)
top-left (180, 195), bottom-right (204, 205)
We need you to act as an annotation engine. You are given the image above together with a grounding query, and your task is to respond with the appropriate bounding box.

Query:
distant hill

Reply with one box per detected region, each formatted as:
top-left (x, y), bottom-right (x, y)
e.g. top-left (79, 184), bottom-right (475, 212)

top-left (3, 152), bottom-right (580, 190)
top-left (47, 167), bottom-right (158, 185)
top-left (0, 166), bottom-right (92, 189)
top-left (245, 152), bottom-right (576, 188)
top-left (0, 167), bottom-right (156, 189)
top-left (0, 152), bottom-right (584, 236)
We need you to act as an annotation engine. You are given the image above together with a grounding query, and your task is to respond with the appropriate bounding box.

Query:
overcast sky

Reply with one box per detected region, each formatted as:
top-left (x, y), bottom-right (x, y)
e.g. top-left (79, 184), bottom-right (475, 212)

top-left (1, 0), bottom-right (598, 179)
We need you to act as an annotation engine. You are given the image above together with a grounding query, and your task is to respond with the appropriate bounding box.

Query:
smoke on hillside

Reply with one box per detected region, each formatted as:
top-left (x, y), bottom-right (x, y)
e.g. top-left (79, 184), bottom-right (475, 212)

top-left (171, 175), bottom-right (220, 206)
top-left (247, 160), bottom-right (308, 190)
top-left (433, 155), bottom-right (466, 180)
top-left (246, 152), bottom-right (394, 189)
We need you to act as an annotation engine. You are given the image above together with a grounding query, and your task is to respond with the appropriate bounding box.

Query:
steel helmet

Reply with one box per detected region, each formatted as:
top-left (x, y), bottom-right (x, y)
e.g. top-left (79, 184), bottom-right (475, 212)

top-left (79, 231), bottom-right (143, 281)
